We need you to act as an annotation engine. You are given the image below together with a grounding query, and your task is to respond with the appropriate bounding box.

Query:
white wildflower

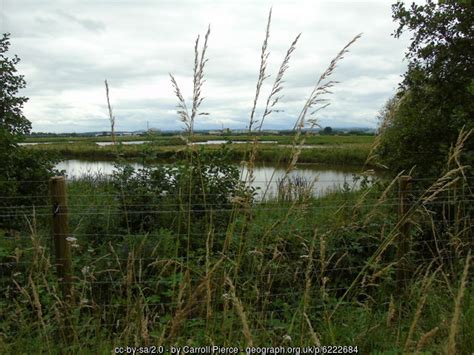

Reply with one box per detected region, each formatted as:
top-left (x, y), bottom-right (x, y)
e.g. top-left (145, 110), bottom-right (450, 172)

top-left (81, 266), bottom-right (90, 275)
top-left (66, 236), bottom-right (79, 248)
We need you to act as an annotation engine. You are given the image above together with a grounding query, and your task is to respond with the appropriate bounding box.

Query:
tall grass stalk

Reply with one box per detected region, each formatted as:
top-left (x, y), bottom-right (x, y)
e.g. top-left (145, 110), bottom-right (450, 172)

top-left (246, 30), bottom-right (301, 187)
top-left (283, 33), bottom-right (362, 180)
top-left (170, 26), bottom-right (211, 268)
top-left (330, 129), bottom-right (473, 318)
top-left (447, 251), bottom-right (471, 354)
top-left (104, 79), bottom-right (116, 147)
top-left (403, 264), bottom-right (440, 352)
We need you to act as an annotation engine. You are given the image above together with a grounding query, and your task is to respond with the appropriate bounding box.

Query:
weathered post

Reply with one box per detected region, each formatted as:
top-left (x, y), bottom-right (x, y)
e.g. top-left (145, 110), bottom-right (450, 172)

top-left (397, 175), bottom-right (412, 291)
top-left (49, 176), bottom-right (73, 300)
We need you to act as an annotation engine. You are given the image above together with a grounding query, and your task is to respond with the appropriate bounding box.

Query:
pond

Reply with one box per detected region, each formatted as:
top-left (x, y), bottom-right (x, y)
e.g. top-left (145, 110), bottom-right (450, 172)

top-left (55, 159), bottom-right (375, 199)
top-left (19, 142), bottom-right (54, 146)
top-left (20, 140), bottom-right (325, 148)
top-left (96, 140), bottom-right (279, 146)
top-left (95, 141), bottom-right (147, 146)
top-left (191, 140), bottom-right (278, 145)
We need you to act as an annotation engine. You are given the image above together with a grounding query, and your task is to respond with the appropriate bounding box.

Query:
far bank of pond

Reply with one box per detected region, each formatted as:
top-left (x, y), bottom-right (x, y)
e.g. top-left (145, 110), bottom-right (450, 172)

top-left (29, 141), bottom-right (372, 167)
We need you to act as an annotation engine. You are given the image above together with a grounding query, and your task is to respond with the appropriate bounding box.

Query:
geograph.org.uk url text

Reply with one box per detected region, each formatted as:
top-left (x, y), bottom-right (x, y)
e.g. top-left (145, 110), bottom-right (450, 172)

top-left (113, 345), bottom-right (360, 354)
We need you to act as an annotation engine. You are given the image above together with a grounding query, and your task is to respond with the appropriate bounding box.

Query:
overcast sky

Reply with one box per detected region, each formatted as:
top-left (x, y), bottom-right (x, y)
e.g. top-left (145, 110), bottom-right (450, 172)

top-left (2, 0), bottom-right (422, 133)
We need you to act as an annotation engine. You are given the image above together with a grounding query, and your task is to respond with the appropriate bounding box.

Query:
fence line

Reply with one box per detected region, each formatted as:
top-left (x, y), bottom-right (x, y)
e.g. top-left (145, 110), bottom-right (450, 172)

top-left (1, 174), bottom-right (472, 344)
top-left (0, 187), bottom-right (471, 199)
top-left (0, 200), bottom-right (472, 218)
top-left (1, 176), bottom-right (473, 183)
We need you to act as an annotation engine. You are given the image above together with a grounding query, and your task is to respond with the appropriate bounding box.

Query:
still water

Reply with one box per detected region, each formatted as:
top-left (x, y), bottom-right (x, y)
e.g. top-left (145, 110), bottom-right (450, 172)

top-left (95, 141), bottom-right (147, 146)
top-left (191, 140), bottom-right (278, 145)
top-left (97, 140), bottom-right (279, 146)
top-left (56, 159), bottom-right (374, 199)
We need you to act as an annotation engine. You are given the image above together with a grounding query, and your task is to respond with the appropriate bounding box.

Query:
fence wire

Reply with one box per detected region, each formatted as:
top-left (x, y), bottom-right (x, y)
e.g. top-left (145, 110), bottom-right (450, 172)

top-left (1, 174), bottom-right (472, 341)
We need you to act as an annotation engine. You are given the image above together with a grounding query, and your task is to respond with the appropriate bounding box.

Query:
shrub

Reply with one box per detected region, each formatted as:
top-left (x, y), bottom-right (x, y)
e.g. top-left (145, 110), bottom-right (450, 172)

top-left (112, 145), bottom-right (248, 239)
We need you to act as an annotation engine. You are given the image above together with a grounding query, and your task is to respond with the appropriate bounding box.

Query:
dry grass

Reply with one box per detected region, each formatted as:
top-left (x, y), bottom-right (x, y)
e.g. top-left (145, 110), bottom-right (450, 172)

top-left (170, 26), bottom-right (210, 140)
top-left (404, 264), bottom-right (440, 352)
top-left (104, 79), bottom-right (116, 146)
top-left (447, 251), bottom-right (471, 354)
top-left (283, 33), bottom-right (362, 180)
top-left (226, 276), bottom-right (253, 346)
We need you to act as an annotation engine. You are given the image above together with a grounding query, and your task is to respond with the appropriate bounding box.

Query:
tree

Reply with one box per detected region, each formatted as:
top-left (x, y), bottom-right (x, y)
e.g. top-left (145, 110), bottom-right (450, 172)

top-left (322, 126), bottom-right (333, 135)
top-left (1, 34), bottom-right (31, 137)
top-left (377, 1), bottom-right (474, 177)
top-left (0, 33), bottom-right (55, 230)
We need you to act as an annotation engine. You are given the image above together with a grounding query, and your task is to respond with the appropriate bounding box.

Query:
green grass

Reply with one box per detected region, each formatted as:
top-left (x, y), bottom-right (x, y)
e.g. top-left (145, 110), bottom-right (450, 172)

top-left (25, 134), bottom-right (146, 143)
top-left (24, 138), bottom-right (373, 166)
top-left (25, 133), bottom-right (375, 145)
top-left (1, 170), bottom-right (472, 353)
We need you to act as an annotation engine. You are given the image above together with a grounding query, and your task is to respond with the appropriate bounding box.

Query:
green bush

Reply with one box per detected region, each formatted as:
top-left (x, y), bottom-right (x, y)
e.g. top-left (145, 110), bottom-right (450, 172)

top-left (112, 145), bottom-right (249, 239)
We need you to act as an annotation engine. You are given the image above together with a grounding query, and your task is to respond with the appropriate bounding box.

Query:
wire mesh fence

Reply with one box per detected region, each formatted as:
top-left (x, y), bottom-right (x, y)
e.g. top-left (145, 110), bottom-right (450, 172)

top-left (0, 173), bottom-right (472, 347)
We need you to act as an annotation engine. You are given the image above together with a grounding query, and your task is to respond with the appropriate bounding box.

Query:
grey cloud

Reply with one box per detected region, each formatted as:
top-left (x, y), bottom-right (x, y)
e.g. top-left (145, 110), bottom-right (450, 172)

top-left (3, 0), bottom-right (415, 132)
top-left (35, 16), bottom-right (59, 27)
top-left (55, 10), bottom-right (106, 32)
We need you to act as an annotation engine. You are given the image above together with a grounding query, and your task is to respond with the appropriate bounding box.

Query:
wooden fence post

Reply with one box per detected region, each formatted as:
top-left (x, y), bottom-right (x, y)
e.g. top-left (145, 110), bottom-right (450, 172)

top-left (397, 175), bottom-right (412, 291)
top-left (49, 176), bottom-right (73, 301)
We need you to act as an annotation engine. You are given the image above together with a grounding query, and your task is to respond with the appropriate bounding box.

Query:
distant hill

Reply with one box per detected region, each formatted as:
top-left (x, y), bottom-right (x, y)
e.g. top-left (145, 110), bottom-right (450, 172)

top-left (28, 127), bottom-right (376, 137)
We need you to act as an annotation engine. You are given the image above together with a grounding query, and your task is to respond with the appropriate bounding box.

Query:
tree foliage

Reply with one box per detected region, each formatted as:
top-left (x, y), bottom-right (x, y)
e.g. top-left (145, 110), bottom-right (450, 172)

top-left (322, 126), bottom-right (333, 135)
top-left (1, 34), bottom-right (31, 137)
top-left (377, 0), bottom-right (474, 177)
top-left (0, 33), bottom-right (55, 230)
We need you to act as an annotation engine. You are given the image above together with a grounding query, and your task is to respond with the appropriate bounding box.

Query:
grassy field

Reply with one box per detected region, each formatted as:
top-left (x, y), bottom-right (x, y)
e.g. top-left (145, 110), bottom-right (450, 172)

top-left (25, 134), bottom-right (375, 145)
top-left (24, 135), bottom-right (374, 166)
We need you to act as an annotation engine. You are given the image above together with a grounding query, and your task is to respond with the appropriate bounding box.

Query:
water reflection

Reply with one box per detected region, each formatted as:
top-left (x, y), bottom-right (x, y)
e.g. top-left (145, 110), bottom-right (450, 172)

top-left (56, 160), bottom-right (142, 177)
top-left (55, 160), bottom-right (371, 199)
top-left (95, 141), bottom-right (147, 146)
top-left (19, 142), bottom-right (52, 146)
top-left (191, 140), bottom-right (278, 145)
